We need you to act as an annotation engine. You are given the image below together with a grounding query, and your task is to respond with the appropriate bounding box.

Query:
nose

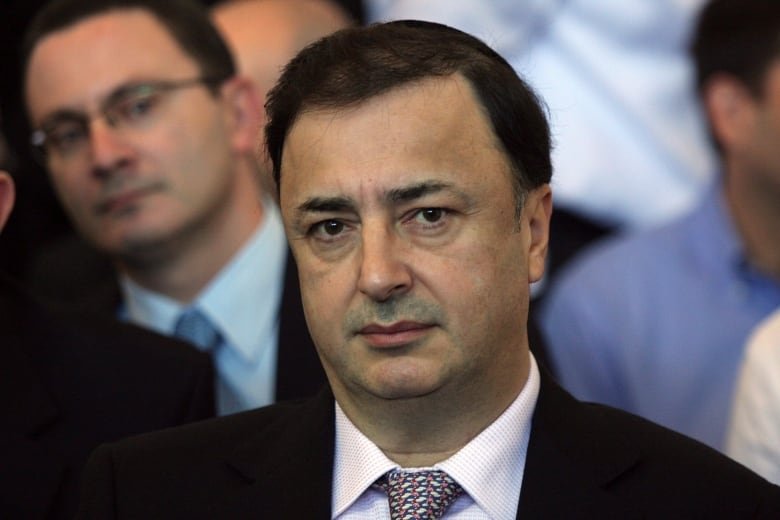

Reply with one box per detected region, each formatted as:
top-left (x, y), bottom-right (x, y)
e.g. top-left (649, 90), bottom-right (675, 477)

top-left (88, 118), bottom-right (133, 176)
top-left (357, 224), bottom-right (413, 302)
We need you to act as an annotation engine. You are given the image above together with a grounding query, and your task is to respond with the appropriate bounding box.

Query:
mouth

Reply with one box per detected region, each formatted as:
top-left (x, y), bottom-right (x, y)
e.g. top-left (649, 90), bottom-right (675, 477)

top-left (358, 321), bottom-right (435, 348)
top-left (95, 185), bottom-right (159, 216)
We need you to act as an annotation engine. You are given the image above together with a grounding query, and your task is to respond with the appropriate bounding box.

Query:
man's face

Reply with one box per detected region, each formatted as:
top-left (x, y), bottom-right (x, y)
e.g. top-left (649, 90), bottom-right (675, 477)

top-left (25, 10), bottom-right (240, 259)
top-left (739, 61), bottom-right (780, 197)
top-left (280, 75), bottom-right (550, 406)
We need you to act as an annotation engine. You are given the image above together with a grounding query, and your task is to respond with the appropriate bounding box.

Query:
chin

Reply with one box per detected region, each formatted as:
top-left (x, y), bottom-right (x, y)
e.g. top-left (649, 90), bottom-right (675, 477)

top-left (108, 230), bottom-right (180, 265)
top-left (365, 368), bottom-right (442, 401)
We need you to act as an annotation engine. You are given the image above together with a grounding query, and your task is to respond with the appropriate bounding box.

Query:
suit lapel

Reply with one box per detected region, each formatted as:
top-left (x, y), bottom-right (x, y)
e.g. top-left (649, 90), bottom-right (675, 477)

top-left (0, 279), bottom-right (62, 436)
top-left (517, 371), bottom-right (642, 518)
top-left (223, 389), bottom-right (335, 518)
top-left (211, 368), bottom-right (649, 517)
top-left (0, 278), bottom-right (66, 517)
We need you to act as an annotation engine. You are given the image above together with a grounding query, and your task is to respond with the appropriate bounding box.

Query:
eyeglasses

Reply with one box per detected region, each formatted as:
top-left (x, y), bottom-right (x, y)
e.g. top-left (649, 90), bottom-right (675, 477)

top-left (30, 76), bottom-right (226, 164)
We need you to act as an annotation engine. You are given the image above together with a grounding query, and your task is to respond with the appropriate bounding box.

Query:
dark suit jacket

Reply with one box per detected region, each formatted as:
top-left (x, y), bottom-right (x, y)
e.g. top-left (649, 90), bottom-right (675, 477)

top-left (27, 235), bottom-right (325, 402)
top-left (76, 369), bottom-right (780, 519)
top-left (0, 274), bottom-right (215, 519)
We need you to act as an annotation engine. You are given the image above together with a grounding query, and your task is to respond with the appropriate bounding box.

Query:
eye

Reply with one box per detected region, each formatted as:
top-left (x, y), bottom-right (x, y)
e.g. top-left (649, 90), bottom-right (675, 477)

top-left (310, 219), bottom-right (346, 238)
top-left (415, 208), bottom-right (445, 223)
top-left (404, 207), bottom-right (452, 237)
top-left (47, 121), bottom-right (89, 154)
top-left (111, 92), bottom-right (160, 124)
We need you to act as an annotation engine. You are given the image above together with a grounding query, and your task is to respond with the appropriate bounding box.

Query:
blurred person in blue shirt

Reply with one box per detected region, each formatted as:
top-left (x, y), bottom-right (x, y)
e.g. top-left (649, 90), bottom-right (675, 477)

top-left (540, 0), bottom-right (780, 451)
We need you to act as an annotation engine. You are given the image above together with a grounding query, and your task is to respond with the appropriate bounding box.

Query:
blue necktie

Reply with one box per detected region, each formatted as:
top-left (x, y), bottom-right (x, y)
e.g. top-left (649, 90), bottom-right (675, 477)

top-left (173, 308), bottom-right (242, 414)
top-left (173, 308), bottom-right (221, 351)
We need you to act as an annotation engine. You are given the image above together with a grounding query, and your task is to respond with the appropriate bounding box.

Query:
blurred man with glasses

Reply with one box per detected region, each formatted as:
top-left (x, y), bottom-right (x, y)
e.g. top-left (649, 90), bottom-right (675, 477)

top-left (22, 0), bottom-right (325, 415)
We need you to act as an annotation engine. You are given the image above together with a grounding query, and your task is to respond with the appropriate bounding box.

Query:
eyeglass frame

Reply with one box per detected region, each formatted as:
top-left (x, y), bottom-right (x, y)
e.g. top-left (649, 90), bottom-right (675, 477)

top-left (29, 75), bottom-right (229, 163)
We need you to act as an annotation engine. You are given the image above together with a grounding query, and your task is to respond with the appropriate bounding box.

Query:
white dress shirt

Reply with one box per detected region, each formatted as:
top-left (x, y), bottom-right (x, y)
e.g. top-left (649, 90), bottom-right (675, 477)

top-left (333, 355), bottom-right (541, 520)
top-left (120, 201), bottom-right (287, 415)
top-left (726, 308), bottom-right (780, 484)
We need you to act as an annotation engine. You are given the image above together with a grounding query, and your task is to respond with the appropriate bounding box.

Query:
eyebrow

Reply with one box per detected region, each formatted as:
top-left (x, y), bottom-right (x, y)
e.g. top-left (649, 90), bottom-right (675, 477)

top-left (295, 180), bottom-right (472, 216)
top-left (37, 81), bottom-right (152, 129)
top-left (39, 109), bottom-right (88, 131)
top-left (386, 181), bottom-right (453, 203)
top-left (297, 196), bottom-right (356, 214)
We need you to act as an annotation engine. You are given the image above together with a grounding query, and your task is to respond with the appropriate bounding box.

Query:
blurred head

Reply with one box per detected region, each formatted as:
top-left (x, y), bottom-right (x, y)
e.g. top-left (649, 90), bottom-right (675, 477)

top-left (211, 0), bottom-right (352, 192)
top-left (0, 171), bottom-right (14, 234)
top-left (273, 21), bottom-right (552, 411)
top-left (212, 0), bottom-right (352, 98)
top-left (691, 0), bottom-right (780, 100)
top-left (23, 0), bottom-right (261, 266)
top-left (23, 0), bottom-right (236, 86)
top-left (691, 0), bottom-right (780, 158)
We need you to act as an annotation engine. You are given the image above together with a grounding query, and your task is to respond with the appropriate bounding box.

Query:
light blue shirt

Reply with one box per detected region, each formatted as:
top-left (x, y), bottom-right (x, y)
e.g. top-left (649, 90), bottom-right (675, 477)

top-left (120, 202), bottom-right (287, 415)
top-left (540, 184), bottom-right (780, 450)
top-left (366, 0), bottom-right (715, 228)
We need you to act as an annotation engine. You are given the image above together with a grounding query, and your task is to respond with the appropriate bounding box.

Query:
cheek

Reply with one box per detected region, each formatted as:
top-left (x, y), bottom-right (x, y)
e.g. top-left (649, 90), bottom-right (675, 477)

top-left (437, 236), bottom-right (526, 310)
top-left (50, 169), bottom-right (93, 217)
top-left (299, 258), bottom-right (354, 338)
top-left (160, 112), bottom-right (227, 177)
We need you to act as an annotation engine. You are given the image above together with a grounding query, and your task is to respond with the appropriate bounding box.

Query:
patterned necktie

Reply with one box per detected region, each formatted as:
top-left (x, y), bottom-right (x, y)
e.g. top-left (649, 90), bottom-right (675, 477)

top-left (374, 469), bottom-right (465, 520)
top-left (173, 308), bottom-right (221, 351)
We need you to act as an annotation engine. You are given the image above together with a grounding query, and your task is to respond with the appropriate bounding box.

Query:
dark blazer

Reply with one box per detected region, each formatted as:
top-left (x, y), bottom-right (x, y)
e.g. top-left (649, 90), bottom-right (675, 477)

top-left (76, 369), bottom-right (780, 519)
top-left (27, 235), bottom-right (325, 402)
top-left (0, 274), bottom-right (215, 519)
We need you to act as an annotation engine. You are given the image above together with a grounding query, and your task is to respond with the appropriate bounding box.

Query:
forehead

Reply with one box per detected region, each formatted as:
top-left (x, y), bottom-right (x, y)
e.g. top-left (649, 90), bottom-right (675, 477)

top-left (280, 75), bottom-right (513, 206)
top-left (25, 9), bottom-right (200, 121)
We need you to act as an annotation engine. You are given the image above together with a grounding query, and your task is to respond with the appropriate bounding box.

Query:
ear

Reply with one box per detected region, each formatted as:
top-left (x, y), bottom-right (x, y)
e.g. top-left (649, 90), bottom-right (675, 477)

top-left (524, 184), bottom-right (552, 283)
top-left (219, 75), bottom-right (263, 154)
top-left (703, 74), bottom-right (756, 150)
top-left (0, 171), bottom-right (16, 233)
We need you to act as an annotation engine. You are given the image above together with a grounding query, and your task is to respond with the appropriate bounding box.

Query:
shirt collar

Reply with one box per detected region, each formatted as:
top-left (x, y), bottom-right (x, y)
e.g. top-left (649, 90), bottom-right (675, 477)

top-left (689, 181), bottom-right (779, 288)
top-left (198, 201), bottom-right (286, 362)
top-left (119, 277), bottom-right (180, 335)
top-left (332, 354), bottom-right (540, 519)
top-left (688, 181), bottom-right (745, 275)
top-left (120, 199), bottom-right (287, 363)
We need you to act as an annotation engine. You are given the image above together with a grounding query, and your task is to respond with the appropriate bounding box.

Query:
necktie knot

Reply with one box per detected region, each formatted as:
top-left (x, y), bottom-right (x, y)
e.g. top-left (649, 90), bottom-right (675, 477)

top-left (173, 308), bottom-right (221, 351)
top-left (375, 469), bottom-right (464, 519)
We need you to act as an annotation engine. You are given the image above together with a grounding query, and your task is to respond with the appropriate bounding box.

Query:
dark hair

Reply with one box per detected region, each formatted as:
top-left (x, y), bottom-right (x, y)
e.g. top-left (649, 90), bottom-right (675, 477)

top-left (22, 0), bottom-right (235, 92)
top-left (691, 0), bottom-right (780, 96)
top-left (265, 20), bottom-right (552, 212)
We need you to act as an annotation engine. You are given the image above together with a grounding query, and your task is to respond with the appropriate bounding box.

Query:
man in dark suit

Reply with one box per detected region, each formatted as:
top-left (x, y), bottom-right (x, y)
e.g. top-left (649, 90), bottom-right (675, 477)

top-left (22, 0), bottom-right (325, 415)
top-left (0, 170), bottom-right (215, 519)
top-left (77, 20), bottom-right (780, 518)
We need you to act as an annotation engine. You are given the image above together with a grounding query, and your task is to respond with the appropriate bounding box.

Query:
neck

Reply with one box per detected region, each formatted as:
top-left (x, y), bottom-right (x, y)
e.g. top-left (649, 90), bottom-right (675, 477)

top-left (724, 162), bottom-right (780, 280)
top-left (117, 163), bottom-right (265, 303)
top-left (336, 347), bottom-right (531, 468)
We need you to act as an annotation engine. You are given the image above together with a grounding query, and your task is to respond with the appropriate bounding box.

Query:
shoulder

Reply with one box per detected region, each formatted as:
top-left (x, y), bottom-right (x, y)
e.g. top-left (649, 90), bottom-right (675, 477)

top-left (86, 392), bottom-right (329, 473)
top-left (1, 273), bottom-right (209, 376)
top-left (77, 392), bottom-right (335, 517)
top-left (10, 288), bottom-right (215, 427)
top-left (531, 375), bottom-right (780, 515)
top-left (46, 304), bottom-right (211, 376)
top-left (77, 394), bottom-right (332, 515)
top-left (550, 213), bottom-right (692, 296)
top-left (539, 207), bottom-right (703, 332)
